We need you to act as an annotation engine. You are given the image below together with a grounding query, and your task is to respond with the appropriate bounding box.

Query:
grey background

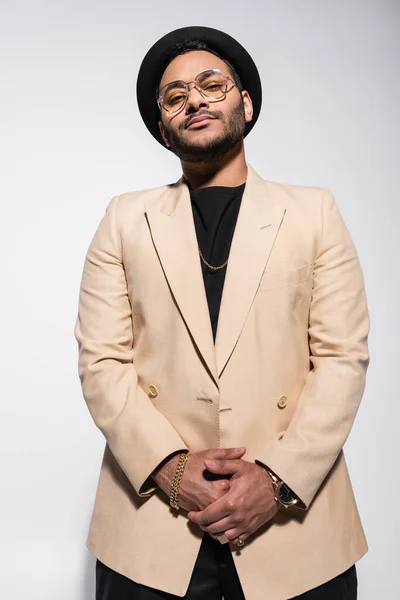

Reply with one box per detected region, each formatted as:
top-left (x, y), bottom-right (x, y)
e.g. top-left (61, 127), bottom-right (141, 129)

top-left (0, 1), bottom-right (398, 598)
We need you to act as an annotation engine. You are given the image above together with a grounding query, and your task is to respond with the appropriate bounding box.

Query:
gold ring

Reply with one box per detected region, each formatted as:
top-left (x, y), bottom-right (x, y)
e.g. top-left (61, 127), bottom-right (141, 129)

top-left (236, 538), bottom-right (245, 547)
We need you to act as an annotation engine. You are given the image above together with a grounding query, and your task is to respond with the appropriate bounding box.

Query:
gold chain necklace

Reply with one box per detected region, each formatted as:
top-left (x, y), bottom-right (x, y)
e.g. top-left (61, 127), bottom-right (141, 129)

top-left (198, 244), bottom-right (228, 271)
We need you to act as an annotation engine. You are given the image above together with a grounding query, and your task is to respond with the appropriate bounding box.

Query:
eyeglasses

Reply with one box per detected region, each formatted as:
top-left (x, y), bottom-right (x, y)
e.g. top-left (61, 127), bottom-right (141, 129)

top-left (157, 69), bottom-right (236, 114)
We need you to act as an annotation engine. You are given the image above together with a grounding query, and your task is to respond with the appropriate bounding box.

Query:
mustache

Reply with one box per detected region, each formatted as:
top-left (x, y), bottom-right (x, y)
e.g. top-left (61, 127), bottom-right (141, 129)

top-left (181, 109), bottom-right (224, 130)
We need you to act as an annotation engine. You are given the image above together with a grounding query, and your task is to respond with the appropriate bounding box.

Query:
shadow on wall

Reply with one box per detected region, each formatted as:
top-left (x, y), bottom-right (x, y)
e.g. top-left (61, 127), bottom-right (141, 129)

top-left (82, 549), bottom-right (96, 599)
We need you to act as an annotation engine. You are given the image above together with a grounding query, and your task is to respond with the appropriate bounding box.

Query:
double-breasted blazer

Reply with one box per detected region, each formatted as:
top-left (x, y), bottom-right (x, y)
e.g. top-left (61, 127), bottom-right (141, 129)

top-left (74, 164), bottom-right (370, 600)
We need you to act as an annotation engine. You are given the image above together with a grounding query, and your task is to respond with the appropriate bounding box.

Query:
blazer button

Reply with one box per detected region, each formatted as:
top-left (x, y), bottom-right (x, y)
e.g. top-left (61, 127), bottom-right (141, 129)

top-left (148, 384), bottom-right (159, 398)
top-left (277, 395), bottom-right (287, 409)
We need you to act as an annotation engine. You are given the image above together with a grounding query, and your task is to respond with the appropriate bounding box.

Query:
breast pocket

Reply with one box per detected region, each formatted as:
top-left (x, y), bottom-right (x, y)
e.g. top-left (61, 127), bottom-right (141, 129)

top-left (259, 263), bottom-right (313, 292)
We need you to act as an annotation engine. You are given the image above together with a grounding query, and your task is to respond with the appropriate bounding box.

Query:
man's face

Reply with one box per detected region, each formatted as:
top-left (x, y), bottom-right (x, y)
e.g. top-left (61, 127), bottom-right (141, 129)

top-left (157, 50), bottom-right (253, 163)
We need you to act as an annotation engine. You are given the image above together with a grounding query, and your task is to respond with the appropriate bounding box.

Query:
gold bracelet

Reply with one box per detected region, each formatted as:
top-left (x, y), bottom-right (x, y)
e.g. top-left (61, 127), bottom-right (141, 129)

top-left (169, 452), bottom-right (189, 510)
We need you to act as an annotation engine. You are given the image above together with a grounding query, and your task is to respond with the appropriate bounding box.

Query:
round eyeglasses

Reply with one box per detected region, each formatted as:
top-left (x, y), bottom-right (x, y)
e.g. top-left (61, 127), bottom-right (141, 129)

top-left (157, 69), bottom-right (236, 114)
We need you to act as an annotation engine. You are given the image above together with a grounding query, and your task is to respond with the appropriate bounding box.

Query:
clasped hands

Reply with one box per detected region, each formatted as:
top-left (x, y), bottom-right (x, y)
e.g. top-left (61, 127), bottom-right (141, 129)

top-left (154, 447), bottom-right (280, 546)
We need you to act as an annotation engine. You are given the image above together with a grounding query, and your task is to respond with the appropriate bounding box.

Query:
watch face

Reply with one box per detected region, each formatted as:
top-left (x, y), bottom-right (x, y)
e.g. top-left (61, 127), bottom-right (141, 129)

top-left (278, 483), bottom-right (297, 505)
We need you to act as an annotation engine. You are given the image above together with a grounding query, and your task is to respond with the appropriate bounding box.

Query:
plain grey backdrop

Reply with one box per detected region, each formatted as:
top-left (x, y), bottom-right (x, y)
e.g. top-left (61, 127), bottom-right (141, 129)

top-left (0, 1), bottom-right (398, 598)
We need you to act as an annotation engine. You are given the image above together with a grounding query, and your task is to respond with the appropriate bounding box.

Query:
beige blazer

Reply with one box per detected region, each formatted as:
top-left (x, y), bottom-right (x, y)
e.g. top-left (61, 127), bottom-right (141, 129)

top-left (74, 164), bottom-right (370, 600)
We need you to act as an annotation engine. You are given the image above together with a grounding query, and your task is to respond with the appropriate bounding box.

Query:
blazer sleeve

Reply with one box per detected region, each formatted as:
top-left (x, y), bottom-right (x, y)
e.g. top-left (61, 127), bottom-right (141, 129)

top-left (255, 189), bottom-right (370, 509)
top-left (74, 195), bottom-right (189, 497)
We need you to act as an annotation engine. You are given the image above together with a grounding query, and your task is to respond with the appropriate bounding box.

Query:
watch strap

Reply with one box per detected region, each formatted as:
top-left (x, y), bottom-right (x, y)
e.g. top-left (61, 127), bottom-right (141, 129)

top-left (264, 467), bottom-right (299, 507)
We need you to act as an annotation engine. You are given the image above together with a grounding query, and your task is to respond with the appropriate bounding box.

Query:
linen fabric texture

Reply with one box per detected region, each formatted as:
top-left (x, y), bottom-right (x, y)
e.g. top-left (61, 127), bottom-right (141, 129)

top-left (74, 164), bottom-right (370, 600)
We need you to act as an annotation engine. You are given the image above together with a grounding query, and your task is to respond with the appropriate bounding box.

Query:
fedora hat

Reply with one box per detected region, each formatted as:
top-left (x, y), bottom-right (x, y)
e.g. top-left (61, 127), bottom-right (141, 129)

top-left (136, 26), bottom-right (262, 148)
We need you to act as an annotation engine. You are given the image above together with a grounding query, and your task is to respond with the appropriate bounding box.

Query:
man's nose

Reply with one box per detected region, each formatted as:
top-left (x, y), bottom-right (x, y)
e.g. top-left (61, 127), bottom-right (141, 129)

top-left (185, 84), bottom-right (209, 113)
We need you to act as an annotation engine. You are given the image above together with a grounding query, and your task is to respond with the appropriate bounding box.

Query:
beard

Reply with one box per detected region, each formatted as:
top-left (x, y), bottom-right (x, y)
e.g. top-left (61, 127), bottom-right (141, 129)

top-left (163, 99), bottom-right (246, 163)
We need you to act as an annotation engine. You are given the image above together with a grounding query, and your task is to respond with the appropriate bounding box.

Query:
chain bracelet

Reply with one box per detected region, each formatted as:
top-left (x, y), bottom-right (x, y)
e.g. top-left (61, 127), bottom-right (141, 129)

top-left (170, 452), bottom-right (189, 510)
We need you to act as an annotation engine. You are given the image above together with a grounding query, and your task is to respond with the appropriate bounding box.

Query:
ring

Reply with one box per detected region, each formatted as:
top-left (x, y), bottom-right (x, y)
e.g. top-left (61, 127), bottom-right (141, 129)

top-left (236, 538), bottom-right (245, 547)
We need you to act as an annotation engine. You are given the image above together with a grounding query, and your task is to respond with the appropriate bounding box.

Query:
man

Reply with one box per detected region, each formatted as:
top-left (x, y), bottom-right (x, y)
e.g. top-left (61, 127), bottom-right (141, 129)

top-left (74, 26), bottom-right (370, 600)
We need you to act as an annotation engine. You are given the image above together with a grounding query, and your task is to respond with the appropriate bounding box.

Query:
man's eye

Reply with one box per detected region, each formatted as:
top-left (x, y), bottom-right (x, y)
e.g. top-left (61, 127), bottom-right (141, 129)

top-left (168, 94), bottom-right (185, 105)
top-left (203, 83), bottom-right (224, 93)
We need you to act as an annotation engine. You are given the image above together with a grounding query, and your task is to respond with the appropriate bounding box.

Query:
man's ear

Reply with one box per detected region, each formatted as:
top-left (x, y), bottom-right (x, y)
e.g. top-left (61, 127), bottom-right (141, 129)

top-left (242, 91), bottom-right (253, 124)
top-left (158, 120), bottom-right (170, 147)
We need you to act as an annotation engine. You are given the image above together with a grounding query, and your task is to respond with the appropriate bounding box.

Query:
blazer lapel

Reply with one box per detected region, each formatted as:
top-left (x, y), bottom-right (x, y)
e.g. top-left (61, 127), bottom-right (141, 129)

top-left (145, 164), bottom-right (286, 386)
top-left (214, 165), bottom-right (286, 377)
top-left (145, 178), bottom-right (219, 387)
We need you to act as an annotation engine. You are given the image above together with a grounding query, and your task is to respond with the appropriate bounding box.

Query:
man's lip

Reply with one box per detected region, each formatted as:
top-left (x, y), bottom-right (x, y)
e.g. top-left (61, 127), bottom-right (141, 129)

top-left (186, 115), bottom-right (215, 128)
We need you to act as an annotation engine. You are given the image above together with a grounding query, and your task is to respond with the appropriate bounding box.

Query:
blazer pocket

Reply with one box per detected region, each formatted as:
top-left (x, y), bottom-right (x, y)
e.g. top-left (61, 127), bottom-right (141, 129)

top-left (259, 263), bottom-right (313, 292)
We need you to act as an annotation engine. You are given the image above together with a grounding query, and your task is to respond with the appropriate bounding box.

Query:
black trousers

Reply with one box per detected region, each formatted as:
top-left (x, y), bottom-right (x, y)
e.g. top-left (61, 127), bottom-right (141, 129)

top-left (96, 533), bottom-right (357, 600)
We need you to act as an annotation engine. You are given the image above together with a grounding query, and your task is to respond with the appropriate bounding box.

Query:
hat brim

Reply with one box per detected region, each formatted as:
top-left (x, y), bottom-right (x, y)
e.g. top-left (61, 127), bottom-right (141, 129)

top-left (136, 26), bottom-right (262, 149)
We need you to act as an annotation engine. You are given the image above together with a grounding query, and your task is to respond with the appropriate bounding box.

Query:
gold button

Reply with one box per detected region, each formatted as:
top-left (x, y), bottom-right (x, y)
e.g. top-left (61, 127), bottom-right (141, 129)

top-left (277, 395), bottom-right (287, 409)
top-left (148, 384), bottom-right (159, 398)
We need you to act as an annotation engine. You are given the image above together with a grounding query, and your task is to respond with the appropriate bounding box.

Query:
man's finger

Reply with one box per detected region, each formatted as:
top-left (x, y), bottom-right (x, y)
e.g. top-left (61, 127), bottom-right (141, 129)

top-left (217, 534), bottom-right (230, 545)
top-left (226, 529), bottom-right (248, 546)
top-left (206, 447), bottom-right (246, 460)
top-left (204, 459), bottom-right (243, 474)
top-left (214, 479), bottom-right (230, 490)
top-left (202, 516), bottom-right (235, 535)
top-left (188, 494), bottom-right (232, 525)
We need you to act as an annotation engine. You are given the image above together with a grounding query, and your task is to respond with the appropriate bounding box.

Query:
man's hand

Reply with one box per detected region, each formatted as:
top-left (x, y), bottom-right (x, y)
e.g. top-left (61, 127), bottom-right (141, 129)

top-left (152, 447), bottom-right (246, 512)
top-left (187, 458), bottom-right (280, 544)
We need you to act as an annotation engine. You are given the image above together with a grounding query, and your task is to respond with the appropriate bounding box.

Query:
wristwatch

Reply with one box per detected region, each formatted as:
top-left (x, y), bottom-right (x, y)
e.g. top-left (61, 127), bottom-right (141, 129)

top-left (265, 468), bottom-right (299, 508)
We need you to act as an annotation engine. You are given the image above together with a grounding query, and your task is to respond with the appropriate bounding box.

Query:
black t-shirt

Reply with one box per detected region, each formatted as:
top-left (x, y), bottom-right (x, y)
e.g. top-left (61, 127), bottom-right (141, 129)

top-left (190, 183), bottom-right (245, 342)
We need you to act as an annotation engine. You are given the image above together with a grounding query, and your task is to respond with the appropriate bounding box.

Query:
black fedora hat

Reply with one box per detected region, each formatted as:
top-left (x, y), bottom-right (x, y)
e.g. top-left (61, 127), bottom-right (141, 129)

top-left (136, 26), bottom-right (262, 149)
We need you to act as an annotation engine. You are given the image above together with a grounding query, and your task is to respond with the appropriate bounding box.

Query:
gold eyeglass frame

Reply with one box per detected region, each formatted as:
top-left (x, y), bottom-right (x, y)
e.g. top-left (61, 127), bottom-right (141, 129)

top-left (156, 68), bottom-right (236, 115)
